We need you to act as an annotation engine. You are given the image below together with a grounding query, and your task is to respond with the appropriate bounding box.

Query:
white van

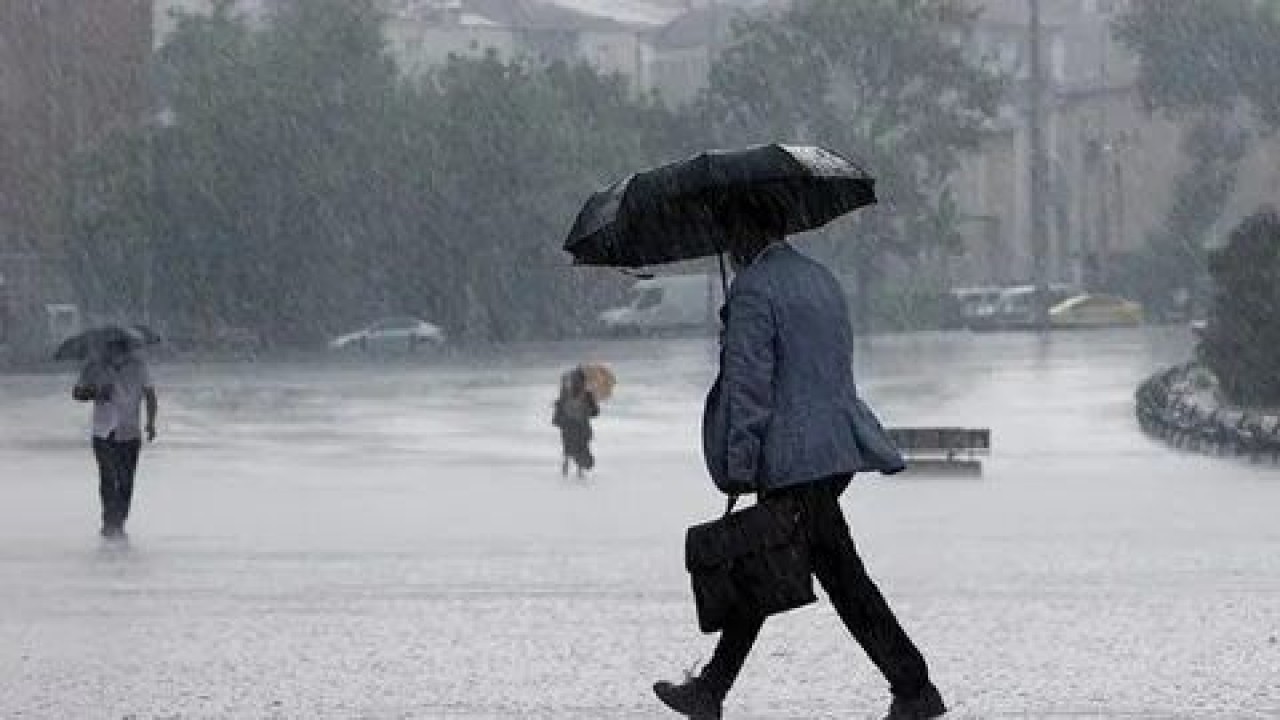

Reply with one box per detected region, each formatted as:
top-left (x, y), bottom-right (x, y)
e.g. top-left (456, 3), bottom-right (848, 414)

top-left (600, 275), bottom-right (725, 335)
top-left (968, 283), bottom-right (1079, 331)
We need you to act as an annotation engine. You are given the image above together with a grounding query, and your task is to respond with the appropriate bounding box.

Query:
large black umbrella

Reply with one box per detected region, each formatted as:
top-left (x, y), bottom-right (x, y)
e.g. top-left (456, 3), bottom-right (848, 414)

top-left (53, 324), bottom-right (160, 362)
top-left (565, 143), bottom-right (876, 269)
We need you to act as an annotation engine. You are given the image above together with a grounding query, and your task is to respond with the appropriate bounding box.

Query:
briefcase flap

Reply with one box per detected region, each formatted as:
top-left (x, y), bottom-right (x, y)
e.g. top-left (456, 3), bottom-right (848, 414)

top-left (685, 501), bottom-right (803, 573)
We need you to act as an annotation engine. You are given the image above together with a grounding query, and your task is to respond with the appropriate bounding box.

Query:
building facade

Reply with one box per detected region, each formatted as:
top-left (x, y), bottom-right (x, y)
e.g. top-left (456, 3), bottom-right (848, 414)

top-left (152, 0), bottom-right (760, 105)
top-left (952, 0), bottom-right (1280, 297)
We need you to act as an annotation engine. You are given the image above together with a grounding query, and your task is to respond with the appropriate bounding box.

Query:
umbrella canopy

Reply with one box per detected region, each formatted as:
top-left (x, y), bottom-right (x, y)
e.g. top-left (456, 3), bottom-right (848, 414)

top-left (565, 144), bottom-right (876, 269)
top-left (53, 324), bottom-right (159, 362)
top-left (580, 363), bottom-right (616, 401)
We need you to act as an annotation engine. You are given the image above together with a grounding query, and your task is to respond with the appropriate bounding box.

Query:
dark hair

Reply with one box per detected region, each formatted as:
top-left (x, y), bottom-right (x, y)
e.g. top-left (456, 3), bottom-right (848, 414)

top-left (106, 338), bottom-right (133, 356)
top-left (565, 367), bottom-right (586, 394)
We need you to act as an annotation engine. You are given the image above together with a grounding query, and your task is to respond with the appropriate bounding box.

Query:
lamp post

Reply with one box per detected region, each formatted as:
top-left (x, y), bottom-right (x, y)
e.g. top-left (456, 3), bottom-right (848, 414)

top-left (1028, 0), bottom-right (1051, 331)
top-left (141, 2), bottom-right (175, 328)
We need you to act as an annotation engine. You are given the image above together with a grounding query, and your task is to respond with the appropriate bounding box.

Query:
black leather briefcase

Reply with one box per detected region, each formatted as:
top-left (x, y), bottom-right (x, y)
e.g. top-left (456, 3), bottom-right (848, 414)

top-left (685, 494), bottom-right (816, 634)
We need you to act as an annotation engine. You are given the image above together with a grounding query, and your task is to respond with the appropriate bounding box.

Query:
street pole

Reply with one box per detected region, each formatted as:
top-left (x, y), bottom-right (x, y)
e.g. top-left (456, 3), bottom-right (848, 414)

top-left (1028, 0), bottom-right (1050, 330)
top-left (1096, 15), bottom-right (1112, 292)
top-left (142, 14), bottom-right (156, 328)
top-left (143, 126), bottom-right (154, 327)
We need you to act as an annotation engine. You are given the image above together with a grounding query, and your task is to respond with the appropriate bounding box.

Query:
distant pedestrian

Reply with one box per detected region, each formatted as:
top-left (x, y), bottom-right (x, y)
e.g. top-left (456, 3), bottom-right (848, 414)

top-left (72, 339), bottom-right (157, 540)
top-left (553, 367), bottom-right (599, 477)
top-left (654, 201), bottom-right (945, 720)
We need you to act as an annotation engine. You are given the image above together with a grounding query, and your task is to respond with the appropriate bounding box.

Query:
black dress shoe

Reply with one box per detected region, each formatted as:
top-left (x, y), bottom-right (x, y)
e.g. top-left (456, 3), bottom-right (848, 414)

top-left (884, 683), bottom-right (946, 719)
top-left (653, 677), bottom-right (723, 719)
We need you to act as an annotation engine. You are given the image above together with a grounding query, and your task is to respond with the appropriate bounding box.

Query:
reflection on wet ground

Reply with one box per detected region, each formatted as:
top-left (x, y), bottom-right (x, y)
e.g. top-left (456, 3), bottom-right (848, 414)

top-left (4, 329), bottom-right (1280, 717)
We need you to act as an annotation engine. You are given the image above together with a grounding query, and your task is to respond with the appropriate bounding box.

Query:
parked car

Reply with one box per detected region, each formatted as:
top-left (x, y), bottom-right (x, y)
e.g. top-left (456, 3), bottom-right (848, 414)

top-left (599, 275), bottom-right (723, 336)
top-left (1190, 318), bottom-right (1209, 339)
top-left (329, 316), bottom-right (445, 351)
top-left (968, 283), bottom-right (1079, 331)
top-left (1049, 294), bottom-right (1144, 328)
top-left (947, 287), bottom-right (1004, 329)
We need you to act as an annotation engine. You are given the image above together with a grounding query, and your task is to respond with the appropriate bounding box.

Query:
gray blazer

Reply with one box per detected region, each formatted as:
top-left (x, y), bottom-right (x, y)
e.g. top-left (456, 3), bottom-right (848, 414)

top-left (703, 243), bottom-right (905, 494)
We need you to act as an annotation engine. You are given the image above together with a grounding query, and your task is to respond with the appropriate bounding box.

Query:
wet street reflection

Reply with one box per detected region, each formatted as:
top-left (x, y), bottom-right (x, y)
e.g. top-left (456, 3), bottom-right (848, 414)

top-left (3, 329), bottom-right (1279, 717)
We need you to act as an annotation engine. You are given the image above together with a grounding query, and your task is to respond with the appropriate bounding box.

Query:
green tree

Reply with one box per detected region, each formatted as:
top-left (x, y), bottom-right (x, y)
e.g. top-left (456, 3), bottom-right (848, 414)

top-left (1115, 0), bottom-right (1280, 129)
top-left (415, 54), bottom-right (702, 340)
top-left (73, 0), bottom-right (406, 342)
top-left (1202, 209), bottom-right (1280, 406)
top-left (69, 1), bottom-right (694, 345)
top-left (67, 132), bottom-right (154, 318)
top-left (698, 0), bottom-right (1004, 327)
top-left (1132, 118), bottom-right (1248, 318)
top-left (1115, 1), bottom-right (1280, 317)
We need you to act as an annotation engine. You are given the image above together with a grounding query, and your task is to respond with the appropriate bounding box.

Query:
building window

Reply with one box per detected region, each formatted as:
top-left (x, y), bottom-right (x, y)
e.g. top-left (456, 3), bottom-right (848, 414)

top-left (1051, 36), bottom-right (1066, 82)
top-left (1088, 0), bottom-right (1120, 15)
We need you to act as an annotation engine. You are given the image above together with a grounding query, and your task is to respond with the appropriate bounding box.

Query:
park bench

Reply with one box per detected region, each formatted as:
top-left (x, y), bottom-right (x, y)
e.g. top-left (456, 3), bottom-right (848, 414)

top-left (887, 427), bottom-right (991, 475)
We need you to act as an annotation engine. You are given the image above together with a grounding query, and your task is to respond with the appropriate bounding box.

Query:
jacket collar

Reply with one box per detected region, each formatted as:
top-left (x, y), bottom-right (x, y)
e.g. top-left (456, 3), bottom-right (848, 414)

top-left (742, 239), bottom-right (790, 267)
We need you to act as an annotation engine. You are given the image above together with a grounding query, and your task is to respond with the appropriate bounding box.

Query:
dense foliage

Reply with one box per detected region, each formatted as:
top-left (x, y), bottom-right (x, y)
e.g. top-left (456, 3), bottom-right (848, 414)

top-left (1123, 118), bottom-right (1248, 317)
top-left (1202, 209), bottom-right (1280, 407)
top-left (1116, 0), bottom-right (1280, 129)
top-left (68, 0), bottom-right (1002, 345)
top-left (1115, 0), bottom-right (1280, 316)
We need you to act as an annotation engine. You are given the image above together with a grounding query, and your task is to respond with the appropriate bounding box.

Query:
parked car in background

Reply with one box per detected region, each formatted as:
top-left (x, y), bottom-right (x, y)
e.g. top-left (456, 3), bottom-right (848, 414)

top-left (947, 286), bottom-right (1004, 329)
top-left (968, 283), bottom-right (1079, 331)
top-left (1049, 294), bottom-right (1144, 328)
top-left (329, 316), bottom-right (445, 351)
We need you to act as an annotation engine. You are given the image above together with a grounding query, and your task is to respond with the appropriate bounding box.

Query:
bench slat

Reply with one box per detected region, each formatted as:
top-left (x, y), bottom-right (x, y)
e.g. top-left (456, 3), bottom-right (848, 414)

top-left (888, 427), bottom-right (991, 454)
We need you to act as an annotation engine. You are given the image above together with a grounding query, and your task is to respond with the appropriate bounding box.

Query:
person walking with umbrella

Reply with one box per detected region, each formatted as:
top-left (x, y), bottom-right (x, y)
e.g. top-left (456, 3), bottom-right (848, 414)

top-left (552, 364), bottom-right (613, 477)
top-left (566, 145), bottom-right (946, 719)
top-left (553, 366), bottom-right (598, 477)
top-left (66, 327), bottom-right (159, 540)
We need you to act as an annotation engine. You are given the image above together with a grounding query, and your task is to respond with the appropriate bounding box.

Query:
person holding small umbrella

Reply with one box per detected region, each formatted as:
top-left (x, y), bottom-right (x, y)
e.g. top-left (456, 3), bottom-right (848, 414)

top-left (552, 363), bottom-right (613, 477)
top-left (566, 145), bottom-right (945, 719)
top-left (63, 326), bottom-right (159, 540)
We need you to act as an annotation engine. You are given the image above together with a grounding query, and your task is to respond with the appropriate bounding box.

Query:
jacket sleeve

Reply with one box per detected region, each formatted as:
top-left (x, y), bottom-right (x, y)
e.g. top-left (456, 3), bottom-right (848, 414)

top-left (721, 282), bottom-right (775, 487)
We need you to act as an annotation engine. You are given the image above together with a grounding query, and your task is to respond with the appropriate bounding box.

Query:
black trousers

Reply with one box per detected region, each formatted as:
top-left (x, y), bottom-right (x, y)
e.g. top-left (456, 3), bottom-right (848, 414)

top-left (92, 435), bottom-right (141, 531)
top-left (559, 421), bottom-right (595, 470)
top-left (699, 476), bottom-right (931, 701)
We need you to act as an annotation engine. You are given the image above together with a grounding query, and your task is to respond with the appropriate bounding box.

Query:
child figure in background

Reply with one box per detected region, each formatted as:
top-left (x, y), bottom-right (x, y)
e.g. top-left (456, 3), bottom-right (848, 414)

top-left (553, 366), bottom-right (601, 477)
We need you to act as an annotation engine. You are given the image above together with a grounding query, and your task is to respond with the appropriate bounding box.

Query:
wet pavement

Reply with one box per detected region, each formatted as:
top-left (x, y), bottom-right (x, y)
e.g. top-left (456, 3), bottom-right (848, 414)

top-left (3, 328), bottom-right (1279, 718)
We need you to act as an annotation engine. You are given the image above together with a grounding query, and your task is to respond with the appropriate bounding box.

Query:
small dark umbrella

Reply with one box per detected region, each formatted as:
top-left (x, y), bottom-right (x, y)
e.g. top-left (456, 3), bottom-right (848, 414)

top-left (53, 324), bottom-right (159, 362)
top-left (564, 144), bottom-right (876, 270)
